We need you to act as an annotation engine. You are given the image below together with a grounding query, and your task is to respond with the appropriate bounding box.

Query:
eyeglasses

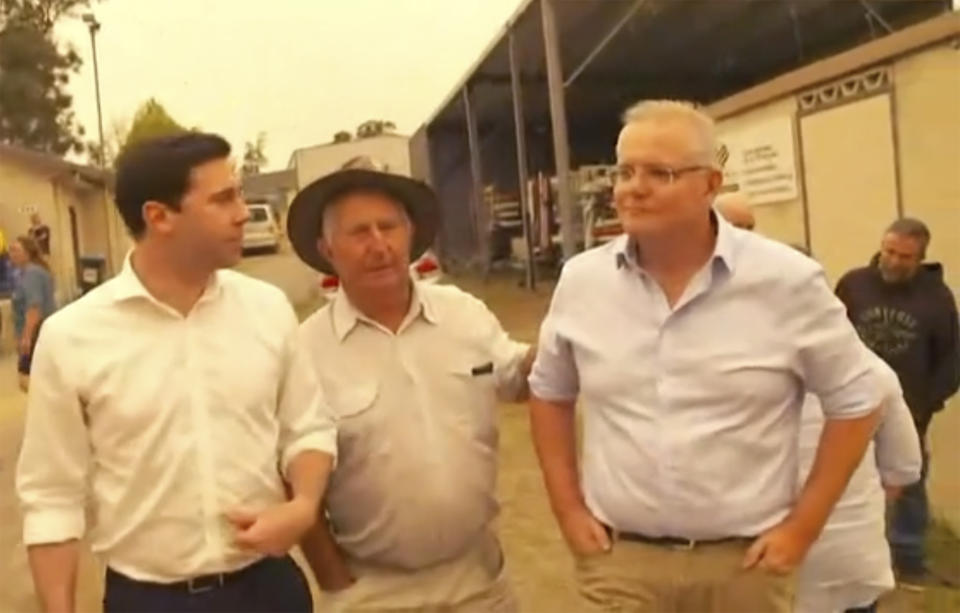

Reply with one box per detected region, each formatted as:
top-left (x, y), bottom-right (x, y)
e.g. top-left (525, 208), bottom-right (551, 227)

top-left (613, 163), bottom-right (710, 186)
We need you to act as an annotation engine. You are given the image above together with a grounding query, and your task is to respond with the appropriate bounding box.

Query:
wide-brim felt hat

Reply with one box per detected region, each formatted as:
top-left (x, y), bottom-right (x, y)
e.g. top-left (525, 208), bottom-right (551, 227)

top-left (286, 157), bottom-right (440, 274)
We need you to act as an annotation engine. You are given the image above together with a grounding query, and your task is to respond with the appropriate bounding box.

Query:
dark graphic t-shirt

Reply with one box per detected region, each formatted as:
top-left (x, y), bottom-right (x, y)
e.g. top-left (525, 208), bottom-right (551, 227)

top-left (836, 258), bottom-right (960, 435)
top-left (854, 305), bottom-right (920, 358)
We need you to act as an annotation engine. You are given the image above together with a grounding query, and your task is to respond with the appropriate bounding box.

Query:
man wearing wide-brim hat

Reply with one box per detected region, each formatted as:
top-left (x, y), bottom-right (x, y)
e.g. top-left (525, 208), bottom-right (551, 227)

top-left (291, 156), bottom-right (534, 613)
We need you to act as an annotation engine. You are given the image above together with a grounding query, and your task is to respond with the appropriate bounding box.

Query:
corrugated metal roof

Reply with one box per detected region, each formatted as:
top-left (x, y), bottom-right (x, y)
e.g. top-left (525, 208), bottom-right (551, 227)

top-left (421, 0), bottom-right (948, 134)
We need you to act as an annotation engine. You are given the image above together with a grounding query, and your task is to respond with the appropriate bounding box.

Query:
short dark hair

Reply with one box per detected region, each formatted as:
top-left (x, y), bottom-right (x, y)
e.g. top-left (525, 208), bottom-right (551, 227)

top-left (114, 132), bottom-right (231, 238)
top-left (886, 217), bottom-right (930, 257)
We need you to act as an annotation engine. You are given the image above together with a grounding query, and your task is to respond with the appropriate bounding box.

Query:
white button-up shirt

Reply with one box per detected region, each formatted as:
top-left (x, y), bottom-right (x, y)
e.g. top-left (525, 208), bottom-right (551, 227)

top-left (16, 257), bottom-right (337, 583)
top-left (795, 354), bottom-right (921, 613)
top-left (299, 282), bottom-right (529, 570)
top-left (530, 215), bottom-right (883, 539)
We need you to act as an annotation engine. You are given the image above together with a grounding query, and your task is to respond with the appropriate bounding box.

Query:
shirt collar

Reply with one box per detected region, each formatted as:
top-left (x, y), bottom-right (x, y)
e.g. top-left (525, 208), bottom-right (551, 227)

top-left (711, 210), bottom-right (738, 273)
top-left (331, 281), bottom-right (438, 342)
top-left (110, 252), bottom-right (151, 302)
top-left (111, 250), bottom-right (224, 308)
top-left (614, 210), bottom-right (739, 274)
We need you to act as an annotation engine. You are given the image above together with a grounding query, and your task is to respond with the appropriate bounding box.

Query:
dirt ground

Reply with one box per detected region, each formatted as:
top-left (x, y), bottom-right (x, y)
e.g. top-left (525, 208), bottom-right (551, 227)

top-left (1, 270), bottom-right (958, 612)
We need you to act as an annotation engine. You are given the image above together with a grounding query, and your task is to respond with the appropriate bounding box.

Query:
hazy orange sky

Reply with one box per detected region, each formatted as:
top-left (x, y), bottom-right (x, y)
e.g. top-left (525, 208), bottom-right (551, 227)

top-left (57, 0), bottom-right (526, 170)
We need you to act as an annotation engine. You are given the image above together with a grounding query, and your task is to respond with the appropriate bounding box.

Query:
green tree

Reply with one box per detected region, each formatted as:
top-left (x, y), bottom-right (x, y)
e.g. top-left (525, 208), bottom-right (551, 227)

top-left (85, 115), bottom-right (127, 166)
top-left (333, 130), bottom-right (352, 143)
top-left (1, 0), bottom-right (91, 33)
top-left (0, 0), bottom-right (93, 155)
top-left (242, 131), bottom-right (267, 175)
top-left (120, 98), bottom-right (187, 156)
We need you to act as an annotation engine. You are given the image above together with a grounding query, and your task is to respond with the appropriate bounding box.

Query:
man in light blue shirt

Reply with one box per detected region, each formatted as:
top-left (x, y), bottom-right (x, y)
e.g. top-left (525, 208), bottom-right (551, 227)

top-left (528, 100), bottom-right (882, 613)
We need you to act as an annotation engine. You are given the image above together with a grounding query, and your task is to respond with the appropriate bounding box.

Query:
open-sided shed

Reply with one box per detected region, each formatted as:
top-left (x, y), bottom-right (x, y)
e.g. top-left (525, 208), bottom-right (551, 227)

top-left (411, 0), bottom-right (949, 271)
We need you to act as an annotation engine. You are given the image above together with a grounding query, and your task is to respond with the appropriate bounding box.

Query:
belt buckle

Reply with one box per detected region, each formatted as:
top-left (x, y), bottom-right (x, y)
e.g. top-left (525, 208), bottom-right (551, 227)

top-left (187, 574), bottom-right (224, 594)
top-left (672, 538), bottom-right (697, 551)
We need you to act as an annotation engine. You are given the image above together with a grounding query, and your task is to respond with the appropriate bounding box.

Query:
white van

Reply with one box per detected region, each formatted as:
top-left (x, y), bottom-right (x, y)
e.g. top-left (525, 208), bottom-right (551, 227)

top-left (243, 203), bottom-right (280, 253)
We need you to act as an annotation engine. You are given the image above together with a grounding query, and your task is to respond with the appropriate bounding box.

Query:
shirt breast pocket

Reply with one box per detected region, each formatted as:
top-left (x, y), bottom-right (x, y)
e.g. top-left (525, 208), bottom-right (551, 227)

top-left (445, 356), bottom-right (498, 441)
top-left (330, 383), bottom-right (379, 420)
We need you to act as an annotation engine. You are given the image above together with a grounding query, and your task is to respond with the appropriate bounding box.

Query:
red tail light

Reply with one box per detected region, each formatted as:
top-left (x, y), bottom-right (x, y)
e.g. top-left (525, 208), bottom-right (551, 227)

top-left (415, 258), bottom-right (439, 275)
top-left (320, 276), bottom-right (340, 289)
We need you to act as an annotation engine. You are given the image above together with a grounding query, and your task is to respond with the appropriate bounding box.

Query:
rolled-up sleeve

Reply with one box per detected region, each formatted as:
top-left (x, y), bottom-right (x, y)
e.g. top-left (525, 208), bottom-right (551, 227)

top-left (529, 272), bottom-right (579, 403)
top-left (16, 321), bottom-right (90, 545)
top-left (870, 356), bottom-right (922, 486)
top-left (788, 266), bottom-right (882, 419)
top-left (276, 306), bottom-right (337, 477)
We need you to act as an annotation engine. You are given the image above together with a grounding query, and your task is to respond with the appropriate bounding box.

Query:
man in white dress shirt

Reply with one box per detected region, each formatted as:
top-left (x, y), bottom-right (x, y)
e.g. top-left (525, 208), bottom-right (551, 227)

top-left (16, 133), bottom-right (337, 613)
top-left (290, 157), bottom-right (533, 612)
top-left (528, 100), bottom-right (883, 612)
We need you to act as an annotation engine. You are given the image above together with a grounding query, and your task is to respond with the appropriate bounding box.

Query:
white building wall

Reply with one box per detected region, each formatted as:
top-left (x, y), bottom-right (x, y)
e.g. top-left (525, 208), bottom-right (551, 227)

top-left (292, 135), bottom-right (411, 189)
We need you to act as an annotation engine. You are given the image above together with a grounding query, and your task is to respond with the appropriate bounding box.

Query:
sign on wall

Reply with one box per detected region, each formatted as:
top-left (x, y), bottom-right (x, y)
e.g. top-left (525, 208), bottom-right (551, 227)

top-left (717, 116), bottom-right (799, 205)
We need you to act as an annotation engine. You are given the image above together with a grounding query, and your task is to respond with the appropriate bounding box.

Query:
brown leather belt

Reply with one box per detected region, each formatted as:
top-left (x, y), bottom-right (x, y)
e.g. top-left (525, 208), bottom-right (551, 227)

top-left (107, 557), bottom-right (268, 594)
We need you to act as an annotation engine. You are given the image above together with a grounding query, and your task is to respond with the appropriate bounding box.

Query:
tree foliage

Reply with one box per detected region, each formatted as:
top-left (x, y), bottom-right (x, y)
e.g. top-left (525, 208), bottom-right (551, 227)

top-left (242, 131), bottom-right (267, 175)
top-left (119, 97), bottom-right (187, 156)
top-left (0, 0), bottom-right (93, 154)
top-left (1, 0), bottom-right (90, 33)
top-left (85, 115), bottom-right (127, 166)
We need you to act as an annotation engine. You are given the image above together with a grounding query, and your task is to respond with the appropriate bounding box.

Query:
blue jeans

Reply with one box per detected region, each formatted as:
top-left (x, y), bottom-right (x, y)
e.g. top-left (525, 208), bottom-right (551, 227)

top-left (889, 449), bottom-right (929, 574)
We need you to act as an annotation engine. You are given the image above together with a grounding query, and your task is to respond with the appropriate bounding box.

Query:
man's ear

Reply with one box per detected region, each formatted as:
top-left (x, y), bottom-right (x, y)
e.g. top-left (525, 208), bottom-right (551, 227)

top-left (317, 237), bottom-right (332, 261)
top-left (143, 200), bottom-right (176, 235)
top-left (704, 168), bottom-right (724, 200)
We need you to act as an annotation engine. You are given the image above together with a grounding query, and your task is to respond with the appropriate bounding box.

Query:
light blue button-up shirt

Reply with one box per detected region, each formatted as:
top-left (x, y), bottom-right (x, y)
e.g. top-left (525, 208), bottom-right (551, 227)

top-left (529, 215), bottom-right (882, 540)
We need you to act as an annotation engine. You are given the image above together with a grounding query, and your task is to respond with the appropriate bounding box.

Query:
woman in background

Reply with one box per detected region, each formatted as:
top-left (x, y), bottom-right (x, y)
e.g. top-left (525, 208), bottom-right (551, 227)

top-left (9, 236), bottom-right (56, 391)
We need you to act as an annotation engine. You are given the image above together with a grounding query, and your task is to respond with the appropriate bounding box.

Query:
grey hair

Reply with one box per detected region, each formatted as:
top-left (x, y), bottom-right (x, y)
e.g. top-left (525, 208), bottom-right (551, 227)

top-left (321, 203), bottom-right (340, 244)
top-left (621, 99), bottom-right (718, 168)
top-left (885, 217), bottom-right (930, 257)
top-left (320, 155), bottom-right (396, 243)
top-left (320, 189), bottom-right (411, 244)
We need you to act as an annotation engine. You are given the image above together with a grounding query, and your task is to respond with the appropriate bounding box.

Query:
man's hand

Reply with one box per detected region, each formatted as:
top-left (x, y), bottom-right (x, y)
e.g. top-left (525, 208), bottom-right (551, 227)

top-left (557, 505), bottom-right (611, 557)
top-left (520, 346), bottom-right (537, 378)
top-left (300, 513), bottom-right (357, 593)
top-left (314, 558), bottom-right (356, 593)
top-left (883, 484), bottom-right (904, 503)
top-left (19, 334), bottom-right (32, 356)
top-left (226, 498), bottom-right (316, 557)
top-left (742, 518), bottom-right (814, 574)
